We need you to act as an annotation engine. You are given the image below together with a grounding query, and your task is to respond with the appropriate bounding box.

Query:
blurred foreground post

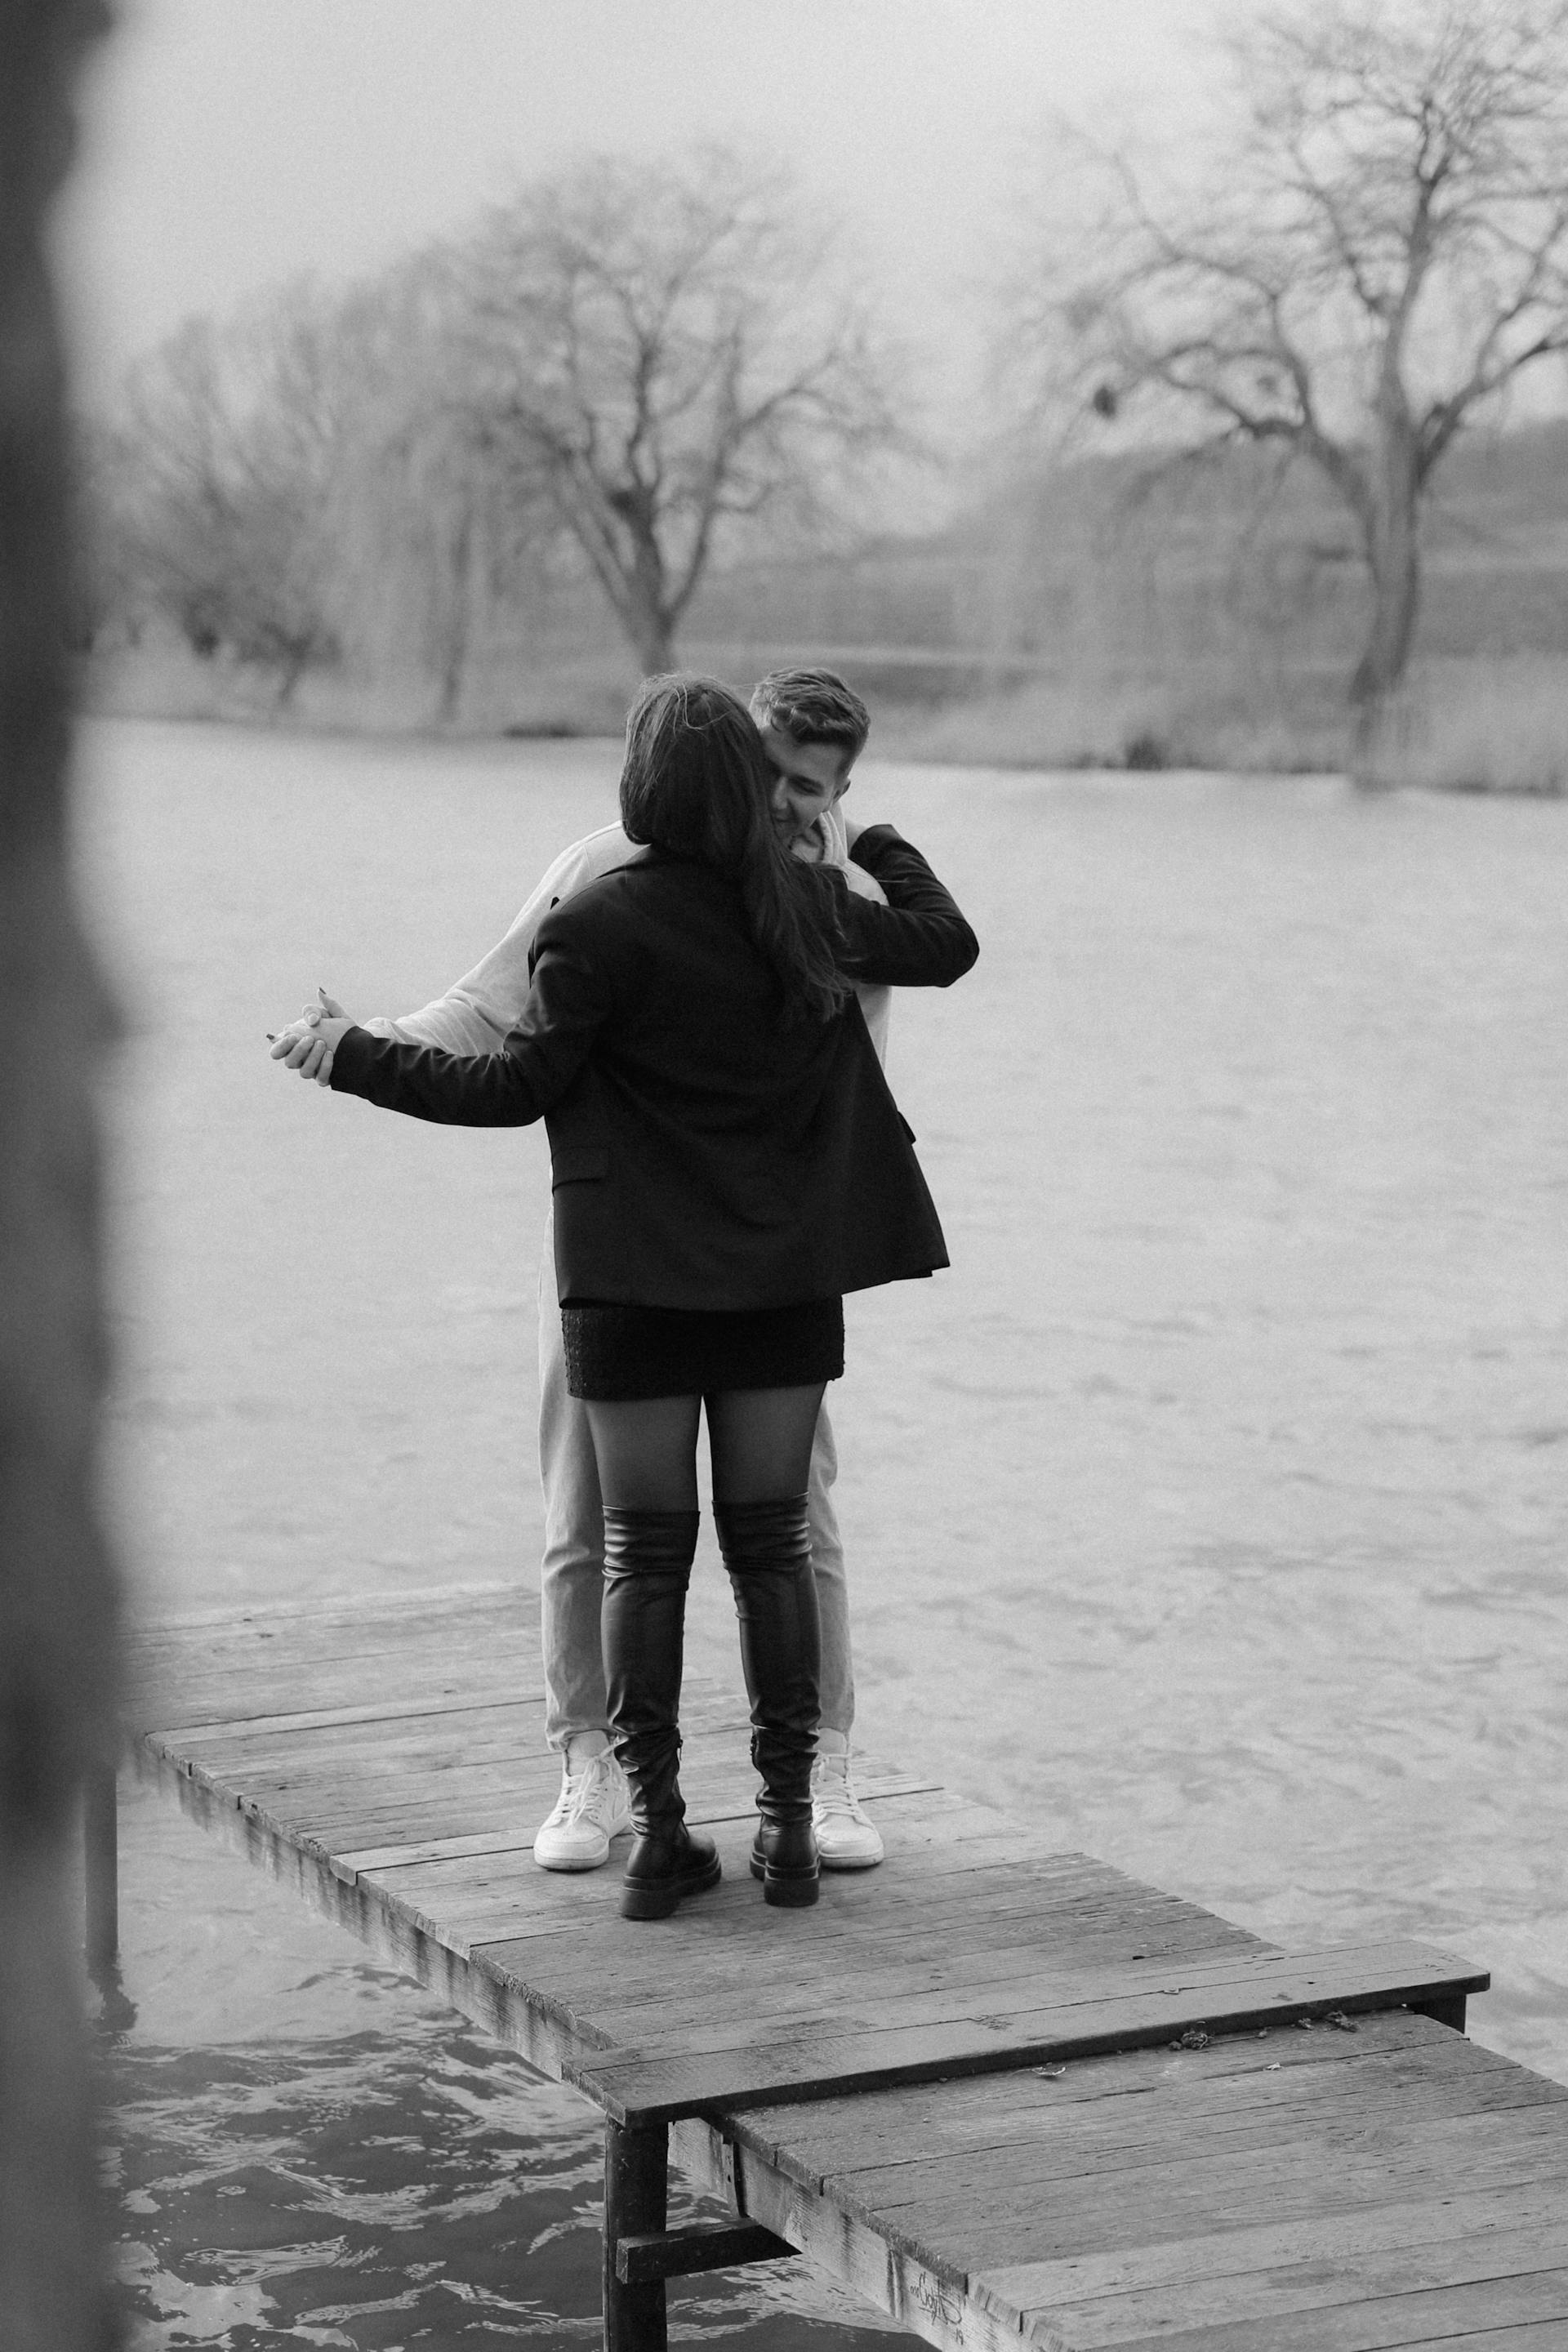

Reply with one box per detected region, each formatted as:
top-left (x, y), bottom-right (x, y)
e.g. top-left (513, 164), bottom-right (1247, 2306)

top-left (0, 2), bottom-right (121, 2348)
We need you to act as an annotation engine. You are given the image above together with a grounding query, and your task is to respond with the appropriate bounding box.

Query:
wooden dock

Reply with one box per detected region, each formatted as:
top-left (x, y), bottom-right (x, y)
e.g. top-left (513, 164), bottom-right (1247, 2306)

top-left (115, 1583), bottom-right (1568, 2350)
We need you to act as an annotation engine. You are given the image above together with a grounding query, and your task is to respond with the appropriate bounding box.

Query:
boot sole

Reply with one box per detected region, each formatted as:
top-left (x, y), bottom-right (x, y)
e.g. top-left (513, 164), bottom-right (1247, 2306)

top-left (620, 1851), bottom-right (722, 1921)
top-left (761, 1868), bottom-right (820, 1908)
top-left (749, 1853), bottom-right (821, 1907)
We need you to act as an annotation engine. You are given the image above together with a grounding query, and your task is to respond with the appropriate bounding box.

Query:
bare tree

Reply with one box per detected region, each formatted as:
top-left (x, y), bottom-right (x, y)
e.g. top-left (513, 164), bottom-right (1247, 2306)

top-left (1021, 0), bottom-right (1568, 717)
top-left (325, 261), bottom-right (559, 722)
top-left (116, 287), bottom-right (349, 697)
top-left (448, 149), bottom-right (902, 675)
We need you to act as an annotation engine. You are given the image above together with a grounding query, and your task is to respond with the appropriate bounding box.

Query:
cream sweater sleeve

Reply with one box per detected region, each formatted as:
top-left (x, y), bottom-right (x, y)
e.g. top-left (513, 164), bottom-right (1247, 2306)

top-left (362, 825), bottom-right (636, 1053)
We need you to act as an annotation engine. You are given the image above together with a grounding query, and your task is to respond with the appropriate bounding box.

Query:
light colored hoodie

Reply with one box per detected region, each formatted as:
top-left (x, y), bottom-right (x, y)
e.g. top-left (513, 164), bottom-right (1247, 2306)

top-left (363, 803), bottom-right (894, 1064)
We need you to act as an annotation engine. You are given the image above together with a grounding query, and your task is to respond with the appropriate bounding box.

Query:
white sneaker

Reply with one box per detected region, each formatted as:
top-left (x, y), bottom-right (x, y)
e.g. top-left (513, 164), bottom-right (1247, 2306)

top-left (810, 1748), bottom-right (884, 1869)
top-left (533, 1749), bottom-right (632, 1872)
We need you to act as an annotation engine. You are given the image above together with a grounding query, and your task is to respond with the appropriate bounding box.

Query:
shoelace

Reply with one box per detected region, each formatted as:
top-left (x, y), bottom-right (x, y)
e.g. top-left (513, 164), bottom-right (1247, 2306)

top-left (812, 1762), bottom-right (866, 1820)
top-left (570, 1760), bottom-right (624, 1826)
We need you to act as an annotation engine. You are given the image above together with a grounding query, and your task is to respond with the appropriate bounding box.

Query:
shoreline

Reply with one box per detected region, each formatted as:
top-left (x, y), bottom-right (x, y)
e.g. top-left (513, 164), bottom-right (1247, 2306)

top-left (79, 649), bottom-right (1568, 795)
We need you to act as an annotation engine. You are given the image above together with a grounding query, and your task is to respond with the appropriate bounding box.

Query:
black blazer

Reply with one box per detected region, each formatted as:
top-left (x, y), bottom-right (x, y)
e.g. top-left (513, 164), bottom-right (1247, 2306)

top-left (330, 825), bottom-right (978, 1312)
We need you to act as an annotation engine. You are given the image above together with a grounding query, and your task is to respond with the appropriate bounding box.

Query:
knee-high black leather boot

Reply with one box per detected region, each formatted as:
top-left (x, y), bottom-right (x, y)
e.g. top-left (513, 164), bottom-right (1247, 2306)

top-left (601, 1505), bottom-right (720, 1922)
top-left (714, 1494), bottom-right (822, 1908)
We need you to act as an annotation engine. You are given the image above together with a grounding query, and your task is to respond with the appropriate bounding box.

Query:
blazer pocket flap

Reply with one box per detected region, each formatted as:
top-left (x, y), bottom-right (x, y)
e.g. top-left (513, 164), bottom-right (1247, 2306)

top-left (551, 1144), bottom-right (611, 1186)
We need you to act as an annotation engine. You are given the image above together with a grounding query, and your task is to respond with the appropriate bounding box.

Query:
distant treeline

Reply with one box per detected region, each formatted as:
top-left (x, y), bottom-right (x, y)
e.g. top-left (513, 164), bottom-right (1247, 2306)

top-left (79, 366), bottom-right (1568, 740)
top-left (74, 150), bottom-right (905, 719)
top-left (75, 0), bottom-right (1568, 792)
top-left (684, 418), bottom-right (1568, 682)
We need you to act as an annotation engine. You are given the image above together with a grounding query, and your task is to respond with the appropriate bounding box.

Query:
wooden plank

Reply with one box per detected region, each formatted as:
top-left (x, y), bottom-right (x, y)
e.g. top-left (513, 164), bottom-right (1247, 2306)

top-left (1392, 2329), bottom-right (1568, 2352)
top-left (974, 2173), bottom-right (1568, 2332)
top-left (158, 1683), bottom-right (752, 1765)
top-left (125, 1598), bottom-right (541, 1678)
top-left (884, 2112), bottom-right (1568, 2274)
top-left (158, 1698), bottom-right (572, 1762)
top-left (284, 1797), bottom-right (558, 1851)
top-left (580, 1864), bottom-right (1256, 1973)
top-left (581, 1931), bottom-right (1288, 2055)
top-left (572, 1938), bottom-right (1478, 2070)
top-left (583, 1916), bottom-right (1263, 2043)
top-left (462, 1857), bottom-right (1120, 1943)
top-left (463, 1892), bottom-right (1253, 1979)
top-left (163, 1723), bottom-right (567, 1790)
top-left (127, 1580), bottom-right (528, 1634)
top-left (127, 1601), bottom-right (542, 1661)
top-left (340, 1825), bottom-right (559, 1873)
top-left (564, 1942), bottom-right (1487, 2124)
top-left (460, 1883), bottom-right (1199, 1967)
top-left (274, 1736), bottom-right (764, 1833)
top-left (344, 1770), bottom-right (935, 1886)
top-left (574, 1879), bottom-right (1240, 1976)
top-left (240, 1735), bottom-right (913, 1816)
top-left (614, 2221), bottom-right (795, 2284)
top-left (152, 1735), bottom-right (549, 1815)
top-left (888, 2093), bottom-right (1568, 2226)
top-left (768, 2040), bottom-right (1557, 2197)
top-left (1027, 2220), bottom-right (1568, 2348)
top-left (129, 1659), bottom-right (546, 1735)
top-left (130, 1611), bottom-right (721, 1760)
top-left (1096, 2269), bottom-right (1568, 2352)
top-left (148, 1691), bottom-right (550, 1743)
top-left (833, 2069), bottom-right (1566, 2218)
top-left (728, 2011), bottom-right (1448, 2188)
top-left (376, 1840), bottom-right (1147, 1926)
top-left (470, 1855), bottom-right (1219, 1964)
top-left (154, 1774), bottom-right (550, 1855)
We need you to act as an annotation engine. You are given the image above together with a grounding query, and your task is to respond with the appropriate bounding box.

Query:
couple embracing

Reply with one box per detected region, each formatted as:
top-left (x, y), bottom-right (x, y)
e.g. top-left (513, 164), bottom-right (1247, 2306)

top-left (272, 668), bottom-right (978, 1920)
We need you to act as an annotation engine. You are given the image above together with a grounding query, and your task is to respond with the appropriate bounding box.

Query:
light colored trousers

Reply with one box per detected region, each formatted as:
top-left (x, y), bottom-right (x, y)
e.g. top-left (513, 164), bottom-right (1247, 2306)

top-left (536, 1244), bottom-right (856, 1752)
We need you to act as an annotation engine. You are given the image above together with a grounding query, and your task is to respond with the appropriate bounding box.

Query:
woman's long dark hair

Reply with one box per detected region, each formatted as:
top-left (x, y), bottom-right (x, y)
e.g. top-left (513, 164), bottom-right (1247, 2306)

top-left (620, 674), bottom-right (848, 1023)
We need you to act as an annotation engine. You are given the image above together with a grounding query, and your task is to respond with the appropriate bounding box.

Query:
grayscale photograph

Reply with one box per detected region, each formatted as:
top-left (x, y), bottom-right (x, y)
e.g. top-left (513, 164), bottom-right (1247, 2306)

top-left (4, 2), bottom-right (1567, 2346)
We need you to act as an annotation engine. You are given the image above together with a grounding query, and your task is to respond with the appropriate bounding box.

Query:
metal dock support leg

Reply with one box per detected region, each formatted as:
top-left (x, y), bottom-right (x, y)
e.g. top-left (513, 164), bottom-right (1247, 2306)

top-left (84, 1761), bottom-right (118, 1983)
top-left (604, 2118), bottom-right (669, 2352)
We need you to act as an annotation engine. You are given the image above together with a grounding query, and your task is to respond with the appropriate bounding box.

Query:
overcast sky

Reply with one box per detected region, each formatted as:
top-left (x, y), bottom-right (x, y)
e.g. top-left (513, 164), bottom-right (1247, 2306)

top-left (56, 0), bottom-right (1231, 408)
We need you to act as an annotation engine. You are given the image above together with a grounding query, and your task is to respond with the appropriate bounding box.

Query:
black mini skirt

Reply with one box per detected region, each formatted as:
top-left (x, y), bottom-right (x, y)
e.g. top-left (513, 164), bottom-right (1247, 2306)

top-left (561, 1296), bottom-right (844, 1402)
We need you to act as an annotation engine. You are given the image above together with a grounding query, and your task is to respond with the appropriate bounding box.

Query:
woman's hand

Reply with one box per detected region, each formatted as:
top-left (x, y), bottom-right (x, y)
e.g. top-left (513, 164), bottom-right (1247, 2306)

top-left (270, 989), bottom-right (352, 1085)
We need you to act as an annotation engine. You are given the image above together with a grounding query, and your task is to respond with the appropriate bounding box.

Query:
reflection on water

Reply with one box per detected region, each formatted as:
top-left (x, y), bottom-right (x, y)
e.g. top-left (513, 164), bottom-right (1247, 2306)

top-left (76, 720), bottom-right (1568, 2345)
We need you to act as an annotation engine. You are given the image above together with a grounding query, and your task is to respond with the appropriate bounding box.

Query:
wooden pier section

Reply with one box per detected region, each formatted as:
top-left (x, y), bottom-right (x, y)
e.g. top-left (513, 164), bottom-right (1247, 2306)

top-left (118, 1583), bottom-right (1568, 2350)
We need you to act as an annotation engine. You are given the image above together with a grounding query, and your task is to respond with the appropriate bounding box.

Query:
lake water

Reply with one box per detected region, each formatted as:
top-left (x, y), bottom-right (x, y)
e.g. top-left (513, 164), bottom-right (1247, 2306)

top-left (77, 716), bottom-right (1568, 2348)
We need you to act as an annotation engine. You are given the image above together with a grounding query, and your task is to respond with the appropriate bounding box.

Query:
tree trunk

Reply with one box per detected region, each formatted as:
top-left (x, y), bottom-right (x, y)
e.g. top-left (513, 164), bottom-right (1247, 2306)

top-left (434, 499), bottom-right (473, 724)
top-left (274, 642), bottom-right (311, 707)
top-left (0, 5), bottom-right (122, 2347)
top-left (1349, 403), bottom-right (1421, 717)
top-left (610, 490), bottom-right (677, 675)
top-left (627, 599), bottom-right (678, 675)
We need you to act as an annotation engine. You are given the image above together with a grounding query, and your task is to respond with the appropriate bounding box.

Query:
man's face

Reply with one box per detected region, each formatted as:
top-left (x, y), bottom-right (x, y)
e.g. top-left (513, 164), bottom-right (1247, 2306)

top-left (759, 724), bottom-right (852, 853)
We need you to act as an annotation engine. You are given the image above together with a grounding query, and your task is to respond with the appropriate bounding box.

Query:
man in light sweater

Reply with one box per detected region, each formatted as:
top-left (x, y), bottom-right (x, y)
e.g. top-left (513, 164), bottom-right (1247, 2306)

top-left (277, 670), bottom-right (894, 1872)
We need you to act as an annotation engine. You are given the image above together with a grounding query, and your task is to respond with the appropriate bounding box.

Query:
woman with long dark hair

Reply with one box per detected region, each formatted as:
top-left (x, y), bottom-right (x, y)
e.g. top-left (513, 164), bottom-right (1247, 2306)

top-left (279, 676), bottom-right (976, 1919)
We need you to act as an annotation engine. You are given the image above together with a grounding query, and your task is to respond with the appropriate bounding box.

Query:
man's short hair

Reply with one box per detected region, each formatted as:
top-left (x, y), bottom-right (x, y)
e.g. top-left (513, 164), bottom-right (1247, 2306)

top-left (749, 667), bottom-right (870, 768)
